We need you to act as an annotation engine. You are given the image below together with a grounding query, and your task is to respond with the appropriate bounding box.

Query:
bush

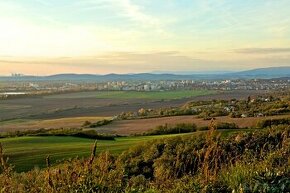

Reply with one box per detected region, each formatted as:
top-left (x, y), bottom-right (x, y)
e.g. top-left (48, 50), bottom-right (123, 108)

top-left (82, 121), bottom-right (92, 127)
top-left (197, 122), bottom-right (239, 131)
top-left (216, 122), bottom-right (239, 130)
top-left (144, 123), bottom-right (197, 135)
top-left (257, 118), bottom-right (290, 128)
top-left (71, 130), bottom-right (115, 140)
top-left (87, 119), bottom-right (113, 128)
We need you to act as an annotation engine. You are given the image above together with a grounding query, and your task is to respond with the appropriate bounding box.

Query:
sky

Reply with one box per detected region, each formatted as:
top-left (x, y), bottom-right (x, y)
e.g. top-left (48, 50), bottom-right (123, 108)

top-left (0, 0), bottom-right (290, 75)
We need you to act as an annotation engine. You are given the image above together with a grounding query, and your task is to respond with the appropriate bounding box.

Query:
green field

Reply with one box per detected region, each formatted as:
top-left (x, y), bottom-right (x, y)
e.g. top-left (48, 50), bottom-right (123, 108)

top-left (44, 90), bottom-right (215, 100)
top-left (0, 134), bottom-right (188, 172)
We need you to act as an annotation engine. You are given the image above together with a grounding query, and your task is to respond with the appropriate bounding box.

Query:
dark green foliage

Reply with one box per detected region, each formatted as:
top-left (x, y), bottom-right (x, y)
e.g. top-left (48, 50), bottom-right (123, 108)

top-left (144, 122), bottom-right (239, 136)
top-left (70, 130), bottom-right (115, 140)
top-left (86, 119), bottom-right (113, 128)
top-left (197, 122), bottom-right (239, 131)
top-left (83, 120), bottom-right (92, 127)
top-left (252, 168), bottom-right (290, 193)
top-left (144, 123), bottom-right (197, 135)
top-left (257, 117), bottom-right (290, 128)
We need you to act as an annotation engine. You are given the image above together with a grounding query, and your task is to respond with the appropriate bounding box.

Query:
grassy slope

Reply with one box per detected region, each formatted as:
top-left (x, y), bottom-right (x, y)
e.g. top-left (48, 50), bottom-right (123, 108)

top-left (0, 134), bottom-right (189, 172)
top-left (44, 90), bottom-right (215, 100)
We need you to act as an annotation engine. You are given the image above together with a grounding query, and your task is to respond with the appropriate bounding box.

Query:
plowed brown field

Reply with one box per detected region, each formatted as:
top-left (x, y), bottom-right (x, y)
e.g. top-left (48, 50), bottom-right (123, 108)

top-left (96, 114), bottom-right (290, 135)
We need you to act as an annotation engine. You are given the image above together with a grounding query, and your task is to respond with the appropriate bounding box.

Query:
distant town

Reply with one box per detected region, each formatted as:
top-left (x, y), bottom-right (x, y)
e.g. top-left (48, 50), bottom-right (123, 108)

top-left (1, 77), bottom-right (289, 99)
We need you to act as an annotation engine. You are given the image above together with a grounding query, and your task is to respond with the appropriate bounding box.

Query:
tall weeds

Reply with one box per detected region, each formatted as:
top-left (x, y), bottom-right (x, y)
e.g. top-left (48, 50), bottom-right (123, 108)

top-left (0, 142), bottom-right (6, 173)
top-left (88, 139), bottom-right (97, 171)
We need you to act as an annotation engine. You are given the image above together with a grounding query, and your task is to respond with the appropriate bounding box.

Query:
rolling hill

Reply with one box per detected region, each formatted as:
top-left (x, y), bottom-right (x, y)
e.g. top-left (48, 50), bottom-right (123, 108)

top-left (0, 66), bottom-right (289, 81)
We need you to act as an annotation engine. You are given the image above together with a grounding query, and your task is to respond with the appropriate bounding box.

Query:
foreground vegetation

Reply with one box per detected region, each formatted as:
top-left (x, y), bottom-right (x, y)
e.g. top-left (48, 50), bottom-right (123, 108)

top-left (0, 125), bottom-right (289, 192)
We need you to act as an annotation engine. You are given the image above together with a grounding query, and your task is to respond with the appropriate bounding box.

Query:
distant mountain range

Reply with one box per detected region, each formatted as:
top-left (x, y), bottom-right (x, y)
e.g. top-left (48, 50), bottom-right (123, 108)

top-left (1, 66), bottom-right (290, 81)
top-left (231, 66), bottom-right (290, 78)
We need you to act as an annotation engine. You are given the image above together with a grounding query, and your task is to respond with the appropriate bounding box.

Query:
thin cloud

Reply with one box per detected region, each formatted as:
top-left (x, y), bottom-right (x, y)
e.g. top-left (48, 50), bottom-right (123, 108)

top-left (235, 48), bottom-right (290, 54)
top-left (79, 0), bottom-right (159, 27)
top-left (117, 0), bottom-right (158, 26)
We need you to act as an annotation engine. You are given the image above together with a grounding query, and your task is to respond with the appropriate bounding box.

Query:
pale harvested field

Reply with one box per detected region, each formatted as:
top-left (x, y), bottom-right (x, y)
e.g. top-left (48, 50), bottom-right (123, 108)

top-left (0, 117), bottom-right (108, 132)
top-left (96, 114), bottom-right (290, 135)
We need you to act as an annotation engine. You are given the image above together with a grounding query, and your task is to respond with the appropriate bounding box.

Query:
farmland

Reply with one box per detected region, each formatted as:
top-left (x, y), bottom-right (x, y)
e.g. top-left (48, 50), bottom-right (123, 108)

top-left (4, 112), bottom-right (286, 174)
top-left (44, 90), bottom-right (215, 100)
top-left (0, 133), bottom-right (193, 172)
top-left (0, 89), bottom-right (281, 174)
top-left (95, 114), bottom-right (290, 135)
top-left (0, 90), bottom-right (264, 125)
top-left (1, 113), bottom-right (289, 135)
top-left (0, 90), bottom-right (215, 121)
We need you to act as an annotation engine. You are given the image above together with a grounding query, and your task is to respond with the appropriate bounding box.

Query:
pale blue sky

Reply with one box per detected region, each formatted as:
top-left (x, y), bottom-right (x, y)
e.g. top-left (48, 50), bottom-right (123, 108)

top-left (0, 0), bottom-right (290, 75)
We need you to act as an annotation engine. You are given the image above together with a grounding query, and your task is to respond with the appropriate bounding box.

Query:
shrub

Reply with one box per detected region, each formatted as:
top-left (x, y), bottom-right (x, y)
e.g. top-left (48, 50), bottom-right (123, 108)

top-left (82, 121), bottom-right (92, 127)
top-left (144, 123), bottom-right (197, 135)
top-left (257, 118), bottom-right (290, 128)
top-left (87, 119), bottom-right (113, 128)
top-left (197, 122), bottom-right (239, 131)
top-left (216, 122), bottom-right (239, 130)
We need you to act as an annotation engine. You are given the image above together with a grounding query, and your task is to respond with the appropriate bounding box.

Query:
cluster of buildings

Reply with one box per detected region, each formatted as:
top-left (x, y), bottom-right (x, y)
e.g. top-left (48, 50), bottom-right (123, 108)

top-left (98, 79), bottom-right (290, 91)
top-left (198, 79), bottom-right (290, 90)
top-left (102, 80), bottom-right (194, 91)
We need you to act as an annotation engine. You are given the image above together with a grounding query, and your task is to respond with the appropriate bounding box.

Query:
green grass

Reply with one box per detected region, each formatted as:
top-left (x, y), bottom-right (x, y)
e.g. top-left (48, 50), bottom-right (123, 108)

top-left (44, 90), bottom-right (215, 100)
top-left (0, 134), bottom-right (187, 172)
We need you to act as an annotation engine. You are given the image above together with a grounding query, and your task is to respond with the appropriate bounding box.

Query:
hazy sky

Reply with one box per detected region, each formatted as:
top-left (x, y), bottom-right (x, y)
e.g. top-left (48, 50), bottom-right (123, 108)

top-left (0, 0), bottom-right (290, 75)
